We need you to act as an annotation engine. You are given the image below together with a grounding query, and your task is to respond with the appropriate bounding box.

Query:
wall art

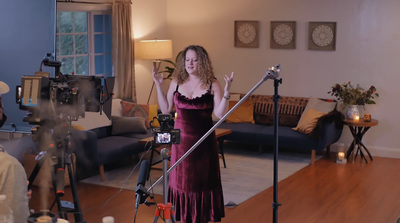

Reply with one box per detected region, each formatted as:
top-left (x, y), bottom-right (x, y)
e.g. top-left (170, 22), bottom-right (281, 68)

top-left (270, 21), bottom-right (296, 49)
top-left (308, 22), bottom-right (336, 51)
top-left (234, 21), bottom-right (259, 48)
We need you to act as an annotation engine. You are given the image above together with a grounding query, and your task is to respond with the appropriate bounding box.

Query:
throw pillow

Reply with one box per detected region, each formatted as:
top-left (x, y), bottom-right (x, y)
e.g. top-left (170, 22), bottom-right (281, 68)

top-left (292, 108), bottom-right (327, 134)
top-left (297, 97), bottom-right (336, 127)
top-left (111, 116), bottom-right (148, 135)
top-left (226, 99), bottom-right (255, 124)
top-left (149, 104), bottom-right (160, 128)
top-left (120, 101), bottom-right (151, 128)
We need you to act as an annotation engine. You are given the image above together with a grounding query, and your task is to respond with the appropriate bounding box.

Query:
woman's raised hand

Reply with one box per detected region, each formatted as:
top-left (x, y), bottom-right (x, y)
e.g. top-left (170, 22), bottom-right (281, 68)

top-left (152, 65), bottom-right (164, 86)
top-left (224, 72), bottom-right (234, 92)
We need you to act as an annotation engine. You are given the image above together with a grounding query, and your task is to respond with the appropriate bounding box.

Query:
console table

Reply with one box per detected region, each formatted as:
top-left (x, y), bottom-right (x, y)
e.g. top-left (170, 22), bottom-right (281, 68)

top-left (343, 118), bottom-right (378, 163)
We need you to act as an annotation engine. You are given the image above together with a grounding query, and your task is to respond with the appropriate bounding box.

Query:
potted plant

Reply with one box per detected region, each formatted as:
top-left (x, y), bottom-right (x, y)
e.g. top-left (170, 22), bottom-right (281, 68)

top-left (328, 81), bottom-right (379, 119)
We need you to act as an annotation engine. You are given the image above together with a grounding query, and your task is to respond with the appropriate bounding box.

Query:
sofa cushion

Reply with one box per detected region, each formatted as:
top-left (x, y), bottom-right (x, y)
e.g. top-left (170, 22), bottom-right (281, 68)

top-left (292, 108), bottom-right (327, 134)
top-left (111, 116), bottom-right (148, 135)
top-left (226, 99), bottom-right (255, 124)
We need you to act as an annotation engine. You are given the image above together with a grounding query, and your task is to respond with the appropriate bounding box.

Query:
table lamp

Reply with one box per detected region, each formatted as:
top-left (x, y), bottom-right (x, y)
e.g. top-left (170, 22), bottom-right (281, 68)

top-left (137, 39), bottom-right (173, 104)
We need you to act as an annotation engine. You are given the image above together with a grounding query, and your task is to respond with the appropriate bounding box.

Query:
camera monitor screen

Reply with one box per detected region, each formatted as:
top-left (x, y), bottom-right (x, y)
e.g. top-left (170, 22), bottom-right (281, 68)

top-left (21, 76), bottom-right (43, 108)
top-left (156, 132), bottom-right (171, 144)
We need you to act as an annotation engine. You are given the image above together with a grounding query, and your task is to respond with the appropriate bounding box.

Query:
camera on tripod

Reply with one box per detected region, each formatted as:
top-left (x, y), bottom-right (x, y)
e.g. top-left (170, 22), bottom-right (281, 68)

top-left (152, 114), bottom-right (180, 144)
top-left (15, 58), bottom-right (112, 126)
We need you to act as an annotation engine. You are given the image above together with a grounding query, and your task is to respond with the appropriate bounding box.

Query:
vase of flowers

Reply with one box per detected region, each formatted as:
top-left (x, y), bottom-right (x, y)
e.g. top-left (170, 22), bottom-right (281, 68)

top-left (328, 81), bottom-right (379, 119)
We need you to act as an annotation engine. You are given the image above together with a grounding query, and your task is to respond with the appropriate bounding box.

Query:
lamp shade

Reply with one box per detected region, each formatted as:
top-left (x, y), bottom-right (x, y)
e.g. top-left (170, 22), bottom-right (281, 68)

top-left (137, 39), bottom-right (173, 60)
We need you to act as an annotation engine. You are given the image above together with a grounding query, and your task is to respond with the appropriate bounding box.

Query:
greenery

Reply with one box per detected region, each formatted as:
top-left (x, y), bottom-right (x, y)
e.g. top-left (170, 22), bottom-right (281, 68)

top-left (159, 51), bottom-right (182, 79)
top-left (328, 81), bottom-right (379, 105)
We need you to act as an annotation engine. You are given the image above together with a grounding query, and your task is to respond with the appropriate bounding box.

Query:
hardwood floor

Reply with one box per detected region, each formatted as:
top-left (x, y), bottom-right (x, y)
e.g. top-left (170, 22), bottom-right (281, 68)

top-left (29, 155), bottom-right (400, 223)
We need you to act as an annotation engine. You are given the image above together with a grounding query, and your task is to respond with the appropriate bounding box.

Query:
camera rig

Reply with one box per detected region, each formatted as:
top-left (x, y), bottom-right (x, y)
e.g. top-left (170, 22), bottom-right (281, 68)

top-left (18, 58), bottom-right (114, 223)
top-left (151, 114), bottom-right (181, 145)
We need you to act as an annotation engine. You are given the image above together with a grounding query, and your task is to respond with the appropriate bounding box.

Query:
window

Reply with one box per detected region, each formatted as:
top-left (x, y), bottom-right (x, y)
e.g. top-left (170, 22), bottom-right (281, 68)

top-left (56, 11), bottom-right (112, 77)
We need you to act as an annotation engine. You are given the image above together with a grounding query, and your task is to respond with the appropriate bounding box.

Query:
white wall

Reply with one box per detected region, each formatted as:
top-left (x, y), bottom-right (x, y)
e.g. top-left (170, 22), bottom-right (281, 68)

top-left (133, 0), bottom-right (400, 158)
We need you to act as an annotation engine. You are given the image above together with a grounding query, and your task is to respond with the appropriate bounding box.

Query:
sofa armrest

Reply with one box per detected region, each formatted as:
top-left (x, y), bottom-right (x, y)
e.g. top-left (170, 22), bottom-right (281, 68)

top-left (70, 129), bottom-right (100, 180)
top-left (310, 110), bottom-right (344, 150)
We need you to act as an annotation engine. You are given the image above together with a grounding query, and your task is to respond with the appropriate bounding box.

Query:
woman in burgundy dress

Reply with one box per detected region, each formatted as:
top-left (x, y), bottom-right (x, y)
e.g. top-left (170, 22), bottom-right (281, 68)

top-left (152, 45), bottom-right (234, 223)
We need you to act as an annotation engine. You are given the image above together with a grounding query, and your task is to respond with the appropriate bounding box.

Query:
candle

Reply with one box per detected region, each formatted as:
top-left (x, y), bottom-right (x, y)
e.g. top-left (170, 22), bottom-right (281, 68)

top-left (337, 151), bottom-right (347, 164)
top-left (364, 114), bottom-right (371, 122)
top-left (174, 112), bottom-right (177, 119)
top-left (354, 115), bottom-right (360, 121)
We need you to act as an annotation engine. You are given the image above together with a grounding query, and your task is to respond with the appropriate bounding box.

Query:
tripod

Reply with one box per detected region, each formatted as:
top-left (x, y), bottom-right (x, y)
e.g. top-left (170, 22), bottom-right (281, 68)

top-left (28, 124), bottom-right (85, 223)
top-left (152, 147), bottom-right (177, 223)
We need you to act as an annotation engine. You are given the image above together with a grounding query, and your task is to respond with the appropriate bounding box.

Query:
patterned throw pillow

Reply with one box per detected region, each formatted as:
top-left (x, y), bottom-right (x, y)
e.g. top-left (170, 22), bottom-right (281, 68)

top-left (121, 101), bottom-right (150, 128)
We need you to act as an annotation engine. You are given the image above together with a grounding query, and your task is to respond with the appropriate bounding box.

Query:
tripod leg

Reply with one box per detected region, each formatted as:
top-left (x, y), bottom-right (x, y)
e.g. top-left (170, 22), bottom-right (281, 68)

top-left (66, 154), bottom-right (84, 222)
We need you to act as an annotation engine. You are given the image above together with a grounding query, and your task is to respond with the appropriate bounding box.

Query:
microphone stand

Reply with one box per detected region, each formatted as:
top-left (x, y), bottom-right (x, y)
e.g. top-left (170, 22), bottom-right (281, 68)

top-left (272, 78), bottom-right (282, 223)
top-left (144, 64), bottom-right (282, 222)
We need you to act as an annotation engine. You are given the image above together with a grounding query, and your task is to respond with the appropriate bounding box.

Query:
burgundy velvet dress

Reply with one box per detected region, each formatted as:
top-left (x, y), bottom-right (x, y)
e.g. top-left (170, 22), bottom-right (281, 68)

top-left (168, 86), bottom-right (225, 223)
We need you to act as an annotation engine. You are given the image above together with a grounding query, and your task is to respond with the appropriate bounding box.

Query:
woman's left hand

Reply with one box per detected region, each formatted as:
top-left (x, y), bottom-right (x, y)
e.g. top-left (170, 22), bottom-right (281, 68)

top-left (224, 72), bottom-right (234, 92)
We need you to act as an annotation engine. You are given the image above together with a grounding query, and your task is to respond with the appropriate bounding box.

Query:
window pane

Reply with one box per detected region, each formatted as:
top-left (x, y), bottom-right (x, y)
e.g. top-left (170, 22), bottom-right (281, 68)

top-left (60, 12), bottom-right (73, 33)
top-left (95, 55), bottom-right (104, 75)
top-left (76, 56), bottom-right (89, 75)
top-left (94, 34), bottom-right (104, 54)
top-left (94, 15), bottom-right (103, 32)
top-left (75, 12), bottom-right (88, 33)
top-left (105, 54), bottom-right (112, 76)
top-left (61, 57), bottom-right (74, 74)
top-left (105, 15), bottom-right (112, 32)
top-left (75, 34), bottom-right (88, 55)
top-left (56, 35), bottom-right (59, 57)
top-left (60, 35), bottom-right (74, 56)
top-left (105, 34), bottom-right (112, 54)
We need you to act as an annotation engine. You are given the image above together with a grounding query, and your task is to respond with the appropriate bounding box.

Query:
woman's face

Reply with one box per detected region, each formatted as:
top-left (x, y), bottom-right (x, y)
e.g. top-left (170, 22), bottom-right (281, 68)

top-left (185, 49), bottom-right (199, 75)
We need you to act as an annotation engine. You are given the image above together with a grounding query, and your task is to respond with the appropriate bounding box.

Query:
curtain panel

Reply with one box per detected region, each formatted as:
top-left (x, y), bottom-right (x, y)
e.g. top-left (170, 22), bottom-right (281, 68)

top-left (112, 0), bottom-right (136, 101)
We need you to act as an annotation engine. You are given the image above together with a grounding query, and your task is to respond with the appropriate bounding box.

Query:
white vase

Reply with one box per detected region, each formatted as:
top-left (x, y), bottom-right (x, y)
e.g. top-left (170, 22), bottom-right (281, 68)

top-left (346, 105), bottom-right (360, 119)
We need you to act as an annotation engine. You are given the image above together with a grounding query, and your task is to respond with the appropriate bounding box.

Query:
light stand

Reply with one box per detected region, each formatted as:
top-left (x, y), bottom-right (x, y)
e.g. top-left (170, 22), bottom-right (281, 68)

top-left (139, 64), bottom-right (282, 222)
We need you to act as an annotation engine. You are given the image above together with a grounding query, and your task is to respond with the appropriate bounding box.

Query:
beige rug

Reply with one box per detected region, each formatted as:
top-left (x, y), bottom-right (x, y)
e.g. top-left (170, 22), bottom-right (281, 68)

top-left (81, 146), bottom-right (320, 207)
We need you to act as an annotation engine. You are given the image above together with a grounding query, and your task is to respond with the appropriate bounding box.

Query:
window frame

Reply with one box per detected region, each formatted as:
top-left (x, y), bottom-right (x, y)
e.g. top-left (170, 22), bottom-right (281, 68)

top-left (56, 4), bottom-right (112, 77)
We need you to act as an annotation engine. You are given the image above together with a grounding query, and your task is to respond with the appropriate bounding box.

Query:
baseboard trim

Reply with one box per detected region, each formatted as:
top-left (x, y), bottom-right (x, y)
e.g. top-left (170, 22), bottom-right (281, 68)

top-left (330, 143), bottom-right (400, 159)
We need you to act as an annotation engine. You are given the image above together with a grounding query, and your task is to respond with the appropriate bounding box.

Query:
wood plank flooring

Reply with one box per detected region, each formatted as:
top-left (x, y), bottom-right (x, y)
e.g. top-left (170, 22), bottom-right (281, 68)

top-left (29, 155), bottom-right (400, 223)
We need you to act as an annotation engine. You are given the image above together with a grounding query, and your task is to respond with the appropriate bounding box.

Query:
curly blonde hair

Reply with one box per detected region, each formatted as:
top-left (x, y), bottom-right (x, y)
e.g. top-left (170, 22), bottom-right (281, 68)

top-left (174, 45), bottom-right (215, 88)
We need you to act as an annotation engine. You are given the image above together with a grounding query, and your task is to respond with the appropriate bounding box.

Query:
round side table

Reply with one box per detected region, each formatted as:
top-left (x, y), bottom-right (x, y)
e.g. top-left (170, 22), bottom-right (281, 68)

top-left (343, 118), bottom-right (378, 163)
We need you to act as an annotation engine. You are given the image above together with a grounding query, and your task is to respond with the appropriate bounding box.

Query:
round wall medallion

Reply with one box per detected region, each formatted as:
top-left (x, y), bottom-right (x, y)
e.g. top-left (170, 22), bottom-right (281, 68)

top-left (237, 23), bottom-right (257, 44)
top-left (273, 24), bottom-right (293, 46)
top-left (312, 25), bottom-right (334, 47)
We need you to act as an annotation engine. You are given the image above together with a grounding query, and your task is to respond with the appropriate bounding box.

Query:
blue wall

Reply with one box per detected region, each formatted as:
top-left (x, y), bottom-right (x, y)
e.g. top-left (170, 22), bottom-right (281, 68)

top-left (0, 0), bottom-right (56, 129)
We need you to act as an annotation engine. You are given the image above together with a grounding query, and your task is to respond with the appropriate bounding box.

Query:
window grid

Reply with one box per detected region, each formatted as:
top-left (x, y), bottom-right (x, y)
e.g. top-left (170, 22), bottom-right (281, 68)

top-left (56, 11), bottom-right (112, 77)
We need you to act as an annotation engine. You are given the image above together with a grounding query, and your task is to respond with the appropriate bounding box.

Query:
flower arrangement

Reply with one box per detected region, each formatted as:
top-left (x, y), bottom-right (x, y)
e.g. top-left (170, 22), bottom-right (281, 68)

top-left (328, 82), bottom-right (379, 105)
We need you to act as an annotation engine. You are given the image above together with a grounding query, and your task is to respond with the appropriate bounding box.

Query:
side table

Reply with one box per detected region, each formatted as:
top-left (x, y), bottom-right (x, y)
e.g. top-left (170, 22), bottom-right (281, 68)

top-left (343, 118), bottom-right (378, 163)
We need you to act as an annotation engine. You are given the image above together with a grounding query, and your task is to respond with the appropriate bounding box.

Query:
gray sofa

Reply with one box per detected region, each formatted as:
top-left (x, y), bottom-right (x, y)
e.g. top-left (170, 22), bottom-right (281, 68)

top-left (218, 94), bottom-right (344, 164)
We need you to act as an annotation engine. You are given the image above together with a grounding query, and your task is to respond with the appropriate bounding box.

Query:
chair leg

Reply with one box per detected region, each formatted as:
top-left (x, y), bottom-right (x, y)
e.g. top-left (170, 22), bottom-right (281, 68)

top-left (311, 150), bottom-right (316, 165)
top-left (99, 165), bottom-right (105, 182)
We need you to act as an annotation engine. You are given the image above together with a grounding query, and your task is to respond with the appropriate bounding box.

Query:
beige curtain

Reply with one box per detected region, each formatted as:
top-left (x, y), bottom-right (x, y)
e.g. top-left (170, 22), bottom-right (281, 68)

top-left (112, 0), bottom-right (136, 101)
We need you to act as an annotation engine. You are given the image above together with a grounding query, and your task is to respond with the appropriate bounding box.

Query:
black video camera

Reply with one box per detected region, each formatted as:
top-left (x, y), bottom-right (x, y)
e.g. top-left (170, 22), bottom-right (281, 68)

top-left (16, 59), bottom-right (104, 125)
top-left (152, 114), bottom-right (180, 144)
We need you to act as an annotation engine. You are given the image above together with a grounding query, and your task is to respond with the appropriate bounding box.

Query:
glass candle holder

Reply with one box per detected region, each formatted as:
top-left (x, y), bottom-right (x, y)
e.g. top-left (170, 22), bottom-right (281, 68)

top-left (363, 114), bottom-right (371, 122)
top-left (354, 115), bottom-right (360, 122)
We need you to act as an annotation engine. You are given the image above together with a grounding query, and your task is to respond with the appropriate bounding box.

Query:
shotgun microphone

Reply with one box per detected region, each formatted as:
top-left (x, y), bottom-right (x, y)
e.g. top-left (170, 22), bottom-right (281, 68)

top-left (135, 160), bottom-right (150, 209)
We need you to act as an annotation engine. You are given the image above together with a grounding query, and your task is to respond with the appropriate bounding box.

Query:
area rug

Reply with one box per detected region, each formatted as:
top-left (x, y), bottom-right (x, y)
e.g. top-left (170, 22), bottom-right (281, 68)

top-left (81, 146), bottom-right (320, 207)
